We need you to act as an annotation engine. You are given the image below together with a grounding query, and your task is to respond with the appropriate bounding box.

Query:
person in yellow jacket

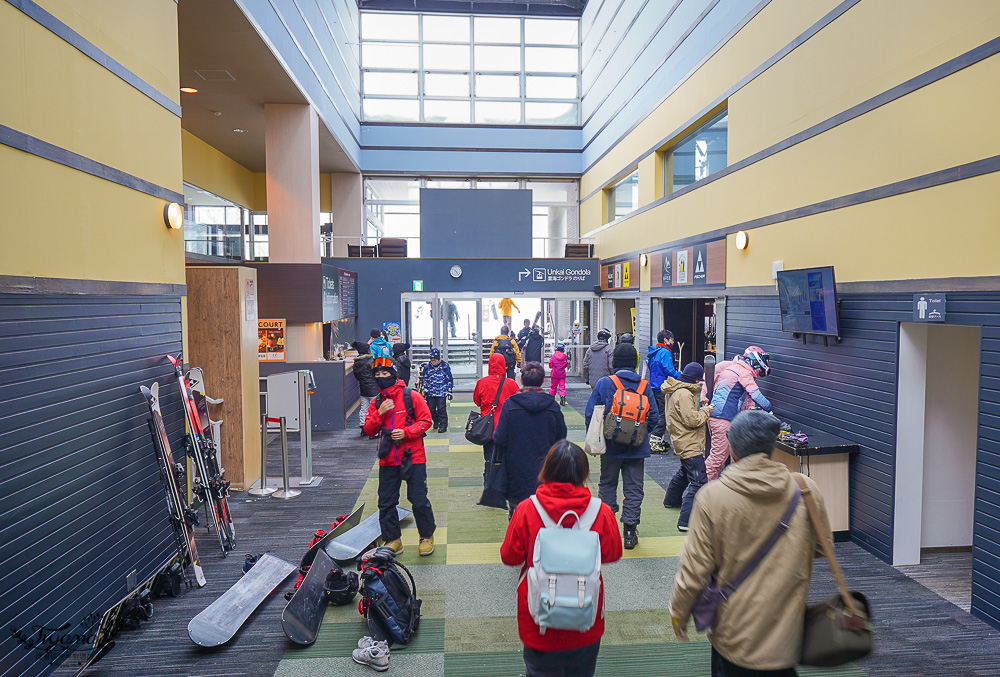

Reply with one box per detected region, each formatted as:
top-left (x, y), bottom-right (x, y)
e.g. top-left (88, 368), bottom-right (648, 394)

top-left (498, 297), bottom-right (519, 329)
top-left (669, 410), bottom-right (831, 676)
top-left (490, 326), bottom-right (522, 379)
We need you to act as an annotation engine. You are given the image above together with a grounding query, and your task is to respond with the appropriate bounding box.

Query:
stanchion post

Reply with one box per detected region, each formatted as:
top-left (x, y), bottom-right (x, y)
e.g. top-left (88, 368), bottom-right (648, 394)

top-left (248, 414), bottom-right (276, 497)
top-left (271, 417), bottom-right (301, 499)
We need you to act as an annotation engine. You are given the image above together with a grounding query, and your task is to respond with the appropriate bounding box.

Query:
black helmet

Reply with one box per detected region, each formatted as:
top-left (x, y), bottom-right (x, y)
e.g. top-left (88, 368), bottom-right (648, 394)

top-left (597, 328), bottom-right (612, 341)
top-left (323, 561), bottom-right (360, 606)
top-left (618, 332), bottom-right (635, 344)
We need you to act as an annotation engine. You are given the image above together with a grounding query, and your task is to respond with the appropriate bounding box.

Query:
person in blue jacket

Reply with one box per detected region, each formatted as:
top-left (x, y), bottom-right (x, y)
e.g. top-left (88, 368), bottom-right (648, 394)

top-left (646, 330), bottom-right (683, 453)
top-left (420, 348), bottom-right (454, 433)
top-left (585, 343), bottom-right (659, 550)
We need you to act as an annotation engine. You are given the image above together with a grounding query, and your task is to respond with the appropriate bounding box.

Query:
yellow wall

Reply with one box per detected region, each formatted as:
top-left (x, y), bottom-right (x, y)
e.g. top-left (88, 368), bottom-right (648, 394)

top-left (320, 174), bottom-right (332, 212)
top-left (582, 0), bottom-right (1000, 287)
top-left (254, 173), bottom-right (267, 211)
top-left (1, 1), bottom-right (183, 286)
top-left (182, 130), bottom-right (256, 209)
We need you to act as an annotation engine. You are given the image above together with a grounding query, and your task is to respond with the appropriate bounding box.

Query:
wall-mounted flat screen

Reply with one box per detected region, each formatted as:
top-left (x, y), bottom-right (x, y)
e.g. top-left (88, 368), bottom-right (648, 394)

top-left (777, 266), bottom-right (840, 336)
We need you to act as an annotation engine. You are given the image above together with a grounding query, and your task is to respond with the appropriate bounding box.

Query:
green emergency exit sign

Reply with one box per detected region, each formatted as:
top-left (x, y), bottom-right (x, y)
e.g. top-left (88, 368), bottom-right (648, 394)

top-left (413, 280), bottom-right (423, 291)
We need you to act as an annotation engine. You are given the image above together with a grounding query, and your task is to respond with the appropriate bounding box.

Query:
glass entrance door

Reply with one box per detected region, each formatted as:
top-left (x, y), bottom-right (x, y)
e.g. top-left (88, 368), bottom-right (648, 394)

top-left (440, 298), bottom-right (482, 379)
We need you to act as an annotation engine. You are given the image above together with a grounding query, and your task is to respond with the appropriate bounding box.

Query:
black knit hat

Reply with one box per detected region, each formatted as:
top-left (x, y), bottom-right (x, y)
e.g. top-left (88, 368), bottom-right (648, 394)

top-left (612, 343), bottom-right (637, 370)
top-left (392, 342), bottom-right (407, 357)
top-left (680, 362), bottom-right (705, 383)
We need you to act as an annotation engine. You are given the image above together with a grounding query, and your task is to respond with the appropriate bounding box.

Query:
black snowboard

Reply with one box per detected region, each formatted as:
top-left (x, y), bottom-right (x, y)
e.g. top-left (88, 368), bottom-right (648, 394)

top-left (324, 506), bottom-right (412, 564)
top-left (281, 549), bottom-right (337, 645)
top-left (301, 503), bottom-right (365, 569)
top-left (187, 554), bottom-right (296, 647)
top-left (704, 354), bottom-right (717, 402)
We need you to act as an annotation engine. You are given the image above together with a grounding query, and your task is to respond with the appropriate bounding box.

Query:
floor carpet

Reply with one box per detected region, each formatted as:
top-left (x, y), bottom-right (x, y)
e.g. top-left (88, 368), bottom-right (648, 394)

top-left (61, 378), bottom-right (1000, 676)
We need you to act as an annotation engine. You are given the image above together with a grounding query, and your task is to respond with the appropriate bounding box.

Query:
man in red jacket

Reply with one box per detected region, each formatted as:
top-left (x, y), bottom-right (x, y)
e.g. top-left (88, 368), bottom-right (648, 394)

top-left (501, 441), bottom-right (623, 676)
top-left (363, 357), bottom-right (436, 556)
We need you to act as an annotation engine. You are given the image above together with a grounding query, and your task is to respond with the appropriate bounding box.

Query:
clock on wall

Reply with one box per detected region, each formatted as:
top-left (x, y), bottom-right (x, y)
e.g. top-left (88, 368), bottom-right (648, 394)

top-left (449, 265), bottom-right (463, 279)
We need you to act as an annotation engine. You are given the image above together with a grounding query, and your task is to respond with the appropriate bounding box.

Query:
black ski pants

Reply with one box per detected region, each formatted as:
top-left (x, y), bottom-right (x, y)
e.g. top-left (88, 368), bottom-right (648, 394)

top-left (651, 388), bottom-right (667, 440)
top-left (378, 462), bottom-right (436, 542)
top-left (426, 395), bottom-right (448, 430)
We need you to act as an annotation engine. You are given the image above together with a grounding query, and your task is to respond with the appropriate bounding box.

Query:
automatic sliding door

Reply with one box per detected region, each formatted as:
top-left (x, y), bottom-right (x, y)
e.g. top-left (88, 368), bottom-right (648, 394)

top-left (440, 299), bottom-right (481, 378)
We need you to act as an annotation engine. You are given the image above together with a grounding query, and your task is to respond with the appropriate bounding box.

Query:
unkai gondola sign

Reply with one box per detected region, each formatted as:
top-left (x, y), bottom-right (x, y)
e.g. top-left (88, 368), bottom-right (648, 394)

top-left (258, 319), bottom-right (285, 362)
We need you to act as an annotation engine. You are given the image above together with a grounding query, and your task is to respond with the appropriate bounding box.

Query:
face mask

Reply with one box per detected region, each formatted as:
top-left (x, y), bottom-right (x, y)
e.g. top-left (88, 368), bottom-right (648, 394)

top-left (375, 375), bottom-right (396, 390)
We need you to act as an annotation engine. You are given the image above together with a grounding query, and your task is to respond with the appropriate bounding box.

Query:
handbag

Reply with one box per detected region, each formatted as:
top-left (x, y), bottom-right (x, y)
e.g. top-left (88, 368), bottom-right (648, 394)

top-left (478, 444), bottom-right (509, 509)
top-left (794, 474), bottom-right (873, 667)
top-left (691, 483), bottom-right (801, 632)
top-left (465, 374), bottom-right (506, 445)
top-left (584, 405), bottom-right (606, 456)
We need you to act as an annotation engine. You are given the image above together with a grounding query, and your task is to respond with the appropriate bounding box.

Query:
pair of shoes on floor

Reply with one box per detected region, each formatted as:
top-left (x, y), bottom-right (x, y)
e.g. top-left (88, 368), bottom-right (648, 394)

top-left (353, 637), bottom-right (389, 671)
top-left (419, 535), bottom-right (435, 556)
top-left (383, 538), bottom-right (403, 555)
top-left (623, 524), bottom-right (639, 550)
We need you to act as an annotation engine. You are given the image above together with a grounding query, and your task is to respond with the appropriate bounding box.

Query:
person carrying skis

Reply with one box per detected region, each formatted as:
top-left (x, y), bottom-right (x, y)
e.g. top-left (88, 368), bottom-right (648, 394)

top-left (363, 357), bottom-right (437, 556)
top-left (523, 325), bottom-right (544, 364)
top-left (647, 330), bottom-right (683, 453)
top-left (706, 346), bottom-right (772, 481)
top-left (421, 348), bottom-right (454, 433)
top-left (490, 326), bottom-right (522, 379)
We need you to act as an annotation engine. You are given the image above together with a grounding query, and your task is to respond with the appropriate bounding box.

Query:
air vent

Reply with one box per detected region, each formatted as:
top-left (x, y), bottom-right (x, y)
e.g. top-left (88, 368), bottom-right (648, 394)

top-left (194, 69), bottom-right (236, 81)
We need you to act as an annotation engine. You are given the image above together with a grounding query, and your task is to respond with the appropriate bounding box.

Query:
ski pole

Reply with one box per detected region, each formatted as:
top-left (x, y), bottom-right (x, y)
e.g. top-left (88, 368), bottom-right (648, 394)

top-left (272, 417), bottom-right (301, 500)
top-left (249, 415), bottom-right (276, 497)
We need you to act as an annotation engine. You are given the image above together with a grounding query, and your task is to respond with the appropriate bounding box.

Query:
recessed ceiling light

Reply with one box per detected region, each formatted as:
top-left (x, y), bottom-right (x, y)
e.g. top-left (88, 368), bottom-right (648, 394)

top-left (233, 128), bottom-right (248, 133)
top-left (180, 87), bottom-right (198, 93)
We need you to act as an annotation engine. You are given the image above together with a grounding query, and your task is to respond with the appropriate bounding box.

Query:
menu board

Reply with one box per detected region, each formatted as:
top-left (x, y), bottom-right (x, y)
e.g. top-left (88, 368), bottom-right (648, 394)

top-left (258, 319), bottom-right (285, 362)
top-left (339, 268), bottom-right (357, 318)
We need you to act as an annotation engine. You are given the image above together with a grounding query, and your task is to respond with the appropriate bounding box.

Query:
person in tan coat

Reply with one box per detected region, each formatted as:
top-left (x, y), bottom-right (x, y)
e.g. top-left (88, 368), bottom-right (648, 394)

top-left (669, 410), bottom-right (832, 677)
top-left (661, 363), bottom-right (713, 531)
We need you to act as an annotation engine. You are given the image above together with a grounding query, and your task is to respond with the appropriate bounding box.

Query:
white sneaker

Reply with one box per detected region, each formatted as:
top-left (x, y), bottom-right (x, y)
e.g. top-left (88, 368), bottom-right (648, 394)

top-left (358, 636), bottom-right (389, 651)
top-left (352, 644), bottom-right (390, 672)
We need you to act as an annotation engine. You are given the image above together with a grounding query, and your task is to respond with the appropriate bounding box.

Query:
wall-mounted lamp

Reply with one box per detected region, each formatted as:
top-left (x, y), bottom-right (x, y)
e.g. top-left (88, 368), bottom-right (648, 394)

top-left (735, 230), bottom-right (749, 250)
top-left (640, 253), bottom-right (649, 267)
top-left (163, 202), bottom-right (184, 230)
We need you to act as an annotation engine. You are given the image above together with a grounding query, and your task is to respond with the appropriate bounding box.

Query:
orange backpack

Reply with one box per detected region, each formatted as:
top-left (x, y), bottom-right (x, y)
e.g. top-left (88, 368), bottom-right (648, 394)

top-left (602, 375), bottom-right (651, 446)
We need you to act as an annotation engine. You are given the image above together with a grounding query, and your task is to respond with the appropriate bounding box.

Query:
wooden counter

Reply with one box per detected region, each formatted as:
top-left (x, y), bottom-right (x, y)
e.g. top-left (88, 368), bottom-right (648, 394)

top-left (773, 424), bottom-right (859, 534)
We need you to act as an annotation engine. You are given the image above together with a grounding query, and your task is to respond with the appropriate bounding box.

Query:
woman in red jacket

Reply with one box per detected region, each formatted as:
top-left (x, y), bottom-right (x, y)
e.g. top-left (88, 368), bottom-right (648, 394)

top-left (500, 441), bottom-right (623, 677)
top-left (473, 352), bottom-right (520, 475)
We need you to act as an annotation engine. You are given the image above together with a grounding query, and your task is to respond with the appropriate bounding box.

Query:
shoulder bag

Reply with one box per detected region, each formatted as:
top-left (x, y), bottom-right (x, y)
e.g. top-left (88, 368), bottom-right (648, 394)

top-left (465, 373), bottom-right (506, 445)
top-left (794, 474), bottom-right (873, 667)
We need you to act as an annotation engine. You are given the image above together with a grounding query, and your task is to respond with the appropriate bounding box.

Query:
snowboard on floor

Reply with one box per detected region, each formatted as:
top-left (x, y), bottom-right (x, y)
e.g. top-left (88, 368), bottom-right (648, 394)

top-left (300, 503), bottom-right (365, 569)
top-left (324, 506), bottom-right (412, 564)
top-left (187, 554), bottom-right (296, 647)
top-left (281, 549), bottom-right (337, 645)
top-left (141, 383), bottom-right (206, 588)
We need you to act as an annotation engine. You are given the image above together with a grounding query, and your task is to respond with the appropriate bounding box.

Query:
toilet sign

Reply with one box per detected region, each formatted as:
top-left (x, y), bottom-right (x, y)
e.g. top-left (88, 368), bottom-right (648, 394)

top-left (913, 294), bottom-right (946, 322)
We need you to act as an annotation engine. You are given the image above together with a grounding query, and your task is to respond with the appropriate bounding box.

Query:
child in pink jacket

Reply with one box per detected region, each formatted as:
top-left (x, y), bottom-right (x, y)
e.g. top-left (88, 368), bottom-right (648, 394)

top-left (548, 345), bottom-right (569, 406)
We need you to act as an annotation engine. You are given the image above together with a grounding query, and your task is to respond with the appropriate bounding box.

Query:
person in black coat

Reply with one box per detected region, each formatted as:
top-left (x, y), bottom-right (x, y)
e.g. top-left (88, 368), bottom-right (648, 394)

top-left (392, 342), bottom-right (412, 385)
top-left (351, 341), bottom-right (380, 433)
top-left (522, 325), bottom-right (544, 364)
top-left (493, 362), bottom-right (567, 512)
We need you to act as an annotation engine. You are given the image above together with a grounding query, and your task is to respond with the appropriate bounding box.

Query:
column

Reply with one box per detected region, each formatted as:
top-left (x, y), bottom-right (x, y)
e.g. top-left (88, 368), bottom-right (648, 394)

top-left (330, 172), bottom-right (363, 257)
top-left (264, 103), bottom-right (320, 263)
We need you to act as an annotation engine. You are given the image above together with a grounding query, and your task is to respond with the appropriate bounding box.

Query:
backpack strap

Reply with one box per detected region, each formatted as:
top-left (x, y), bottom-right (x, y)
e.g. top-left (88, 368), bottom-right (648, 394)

top-left (529, 495), bottom-right (557, 528)
top-left (609, 375), bottom-right (624, 391)
top-left (575, 497), bottom-right (602, 531)
top-left (401, 388), bottom-right (415, 425)
top-left (635, 380), bottom-right (648, 395)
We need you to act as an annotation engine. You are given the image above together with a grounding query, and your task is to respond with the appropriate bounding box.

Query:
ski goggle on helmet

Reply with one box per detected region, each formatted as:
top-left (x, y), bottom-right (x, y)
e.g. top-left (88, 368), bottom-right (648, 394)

top-left (742, 346), bottom-right (770, 377)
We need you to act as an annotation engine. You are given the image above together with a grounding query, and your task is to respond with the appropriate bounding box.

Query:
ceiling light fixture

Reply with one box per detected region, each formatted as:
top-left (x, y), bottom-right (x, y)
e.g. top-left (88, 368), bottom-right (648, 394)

top-left (232, 128), bottom-right (248, 133)
top-left (163, 202), bottom-right (184, 230)
top-left (180, 87), bottom-right (198, 94)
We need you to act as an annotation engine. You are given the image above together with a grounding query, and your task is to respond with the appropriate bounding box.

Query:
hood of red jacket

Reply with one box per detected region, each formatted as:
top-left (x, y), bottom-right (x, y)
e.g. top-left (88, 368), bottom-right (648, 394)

top-left (488, 352), bottom-right (507, 376)
top-left (534, 481), bottom-right (593, 527)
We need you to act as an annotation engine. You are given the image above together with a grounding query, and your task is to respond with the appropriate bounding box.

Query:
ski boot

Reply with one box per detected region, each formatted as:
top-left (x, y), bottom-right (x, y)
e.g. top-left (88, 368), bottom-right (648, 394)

top-left (649, 435), bottom-right (665, 453)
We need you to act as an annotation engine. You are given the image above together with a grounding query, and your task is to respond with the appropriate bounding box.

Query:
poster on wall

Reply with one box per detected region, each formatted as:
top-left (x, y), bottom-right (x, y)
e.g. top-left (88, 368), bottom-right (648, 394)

top-left (676, 250), bottom-right (689, 284)
top-left (245, 279), bottom-right (256, 321)
top-left (258, 319), bottom-right (286, 362)
top-left (653, 238), bottom-right (725, 288)
top-left (383, 321), bottom-right (402, 344)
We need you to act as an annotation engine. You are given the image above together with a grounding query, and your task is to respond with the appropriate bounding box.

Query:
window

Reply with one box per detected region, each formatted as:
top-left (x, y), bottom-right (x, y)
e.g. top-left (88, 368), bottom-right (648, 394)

top-left (607, 169), bottom-right (639, 222)
top-left (364, 178), bottom-right (579, 258)
top-left (361, 12), bottom-right (580, 125)
top-left (666, 110), bottom-right (728, 193)
top-left (182, 183), bottom-right (247, 261)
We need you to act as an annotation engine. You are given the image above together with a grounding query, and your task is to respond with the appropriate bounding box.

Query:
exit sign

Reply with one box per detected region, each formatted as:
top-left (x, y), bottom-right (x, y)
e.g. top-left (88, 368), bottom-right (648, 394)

top-left (412, 280), bottom-right (423, 291)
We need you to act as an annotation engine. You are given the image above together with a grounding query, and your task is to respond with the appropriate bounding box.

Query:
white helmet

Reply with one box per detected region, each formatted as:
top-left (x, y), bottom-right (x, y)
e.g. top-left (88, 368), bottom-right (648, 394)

top-left (742, 346), bottom-right (770, 377)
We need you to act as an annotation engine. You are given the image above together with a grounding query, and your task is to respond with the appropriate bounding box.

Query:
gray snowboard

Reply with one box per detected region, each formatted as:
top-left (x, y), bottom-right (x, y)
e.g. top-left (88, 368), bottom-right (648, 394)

top-left (300, 503), bottom-right (364, 569)
top-left (187, 554), bottom-right (296, 647)
top-left (281, 549), bottom-right (337, 645)
top-left (323, 506), bottom-right (412, 563)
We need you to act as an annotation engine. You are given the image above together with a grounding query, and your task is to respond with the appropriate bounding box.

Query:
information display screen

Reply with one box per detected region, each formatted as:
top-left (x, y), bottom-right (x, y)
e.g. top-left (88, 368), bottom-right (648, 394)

top-left (777, 266), bottom-right (840, 336)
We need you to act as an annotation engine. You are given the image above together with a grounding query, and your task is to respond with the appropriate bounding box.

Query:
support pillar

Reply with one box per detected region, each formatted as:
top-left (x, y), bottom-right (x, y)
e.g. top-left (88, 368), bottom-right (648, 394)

top-left (330, 172), bottom-right (363, 256)
top-left (264, 103), bottom-right (320, 264)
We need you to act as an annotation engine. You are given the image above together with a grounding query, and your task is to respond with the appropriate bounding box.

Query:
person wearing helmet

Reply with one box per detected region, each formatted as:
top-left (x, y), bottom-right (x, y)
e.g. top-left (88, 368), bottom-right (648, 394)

top-left (616, 333), bottom-right (640, 370)
top-left (582, 328), bottom-right (614, 389)
top-left (705, 346), bottom-right (772, 481)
